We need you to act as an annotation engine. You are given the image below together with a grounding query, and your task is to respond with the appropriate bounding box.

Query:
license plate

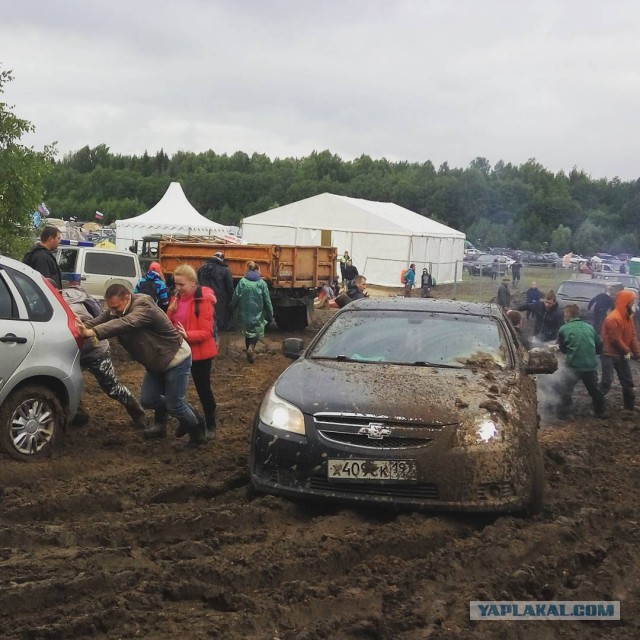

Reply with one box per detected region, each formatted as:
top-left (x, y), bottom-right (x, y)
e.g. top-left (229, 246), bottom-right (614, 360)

top-left (328, 459), bottom-right (417, 481)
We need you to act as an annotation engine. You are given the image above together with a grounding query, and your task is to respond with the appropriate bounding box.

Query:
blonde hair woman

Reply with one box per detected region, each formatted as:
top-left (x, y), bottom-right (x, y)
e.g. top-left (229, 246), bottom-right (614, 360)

top-left (231, 261), bottom-right (274, 363)
top-left (167, 264), bottom-right (218, 443)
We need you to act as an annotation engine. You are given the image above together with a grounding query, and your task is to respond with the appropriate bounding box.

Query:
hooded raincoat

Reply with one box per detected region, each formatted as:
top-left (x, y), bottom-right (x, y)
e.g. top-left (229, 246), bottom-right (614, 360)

top-left (232, 270), bottom-right (274, 338)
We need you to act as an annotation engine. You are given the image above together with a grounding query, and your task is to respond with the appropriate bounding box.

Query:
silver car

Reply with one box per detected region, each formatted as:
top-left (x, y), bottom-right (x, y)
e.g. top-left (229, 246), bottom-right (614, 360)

top-left (0, 255), bottom-right (83, 461)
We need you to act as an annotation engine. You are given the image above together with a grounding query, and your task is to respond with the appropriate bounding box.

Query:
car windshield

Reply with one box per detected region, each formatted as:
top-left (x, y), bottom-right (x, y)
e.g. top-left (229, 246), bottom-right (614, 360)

top-left (309, 309), bottom-right (509, 369)
top-left (557, 283), bottom-right (609, 299)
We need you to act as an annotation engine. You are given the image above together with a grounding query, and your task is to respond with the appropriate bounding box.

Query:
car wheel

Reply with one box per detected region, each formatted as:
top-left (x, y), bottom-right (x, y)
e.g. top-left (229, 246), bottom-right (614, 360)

top-left (525, 444), bottom-right (544, 516)
top-left (0, 385), bottom-right (62, 461)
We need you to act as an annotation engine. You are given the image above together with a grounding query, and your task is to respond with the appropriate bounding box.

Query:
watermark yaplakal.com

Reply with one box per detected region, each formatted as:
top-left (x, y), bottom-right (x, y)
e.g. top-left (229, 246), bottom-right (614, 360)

top-left (470, 601), bottom-right (620, 621)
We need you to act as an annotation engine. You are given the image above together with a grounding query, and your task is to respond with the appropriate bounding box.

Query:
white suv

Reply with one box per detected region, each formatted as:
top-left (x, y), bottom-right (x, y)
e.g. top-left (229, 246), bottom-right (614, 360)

top-left (0, 255), bottom-right (83, 461)
top-left (55, 241), bottom-right (142, 298)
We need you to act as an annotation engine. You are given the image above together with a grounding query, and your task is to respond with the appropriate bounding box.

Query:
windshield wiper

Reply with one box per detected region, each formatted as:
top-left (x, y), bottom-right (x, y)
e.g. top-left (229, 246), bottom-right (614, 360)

top-left (412, 361), bottom-right (463, 369)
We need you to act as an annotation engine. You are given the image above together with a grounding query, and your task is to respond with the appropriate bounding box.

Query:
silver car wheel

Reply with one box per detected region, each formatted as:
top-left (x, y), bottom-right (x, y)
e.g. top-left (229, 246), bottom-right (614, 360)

top-left (10, 397), bottom-right (55, 455)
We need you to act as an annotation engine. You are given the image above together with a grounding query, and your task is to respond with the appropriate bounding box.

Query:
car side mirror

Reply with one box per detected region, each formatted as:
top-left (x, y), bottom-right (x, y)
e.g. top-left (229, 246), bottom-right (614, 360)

top-left (525, 350), bottom-right (558, 375)
top-left (283, 338), bottom-right (305, 360)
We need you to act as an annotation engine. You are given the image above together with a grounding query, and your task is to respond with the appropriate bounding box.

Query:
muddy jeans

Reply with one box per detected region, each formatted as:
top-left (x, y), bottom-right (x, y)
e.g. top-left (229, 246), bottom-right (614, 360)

top-left (140, 355), bottom-right (199, 428)
top-left (556, 368), bottom-right (605, 417)
top-left (84, 352), bottom-right (134, 406)
top-left (404, 284), bottom-right (413, 298)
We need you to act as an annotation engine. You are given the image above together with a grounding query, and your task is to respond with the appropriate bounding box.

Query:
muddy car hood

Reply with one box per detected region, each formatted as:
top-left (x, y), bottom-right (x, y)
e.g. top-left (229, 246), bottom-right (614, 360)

top-left (275, 358), bottom-right (518, 424)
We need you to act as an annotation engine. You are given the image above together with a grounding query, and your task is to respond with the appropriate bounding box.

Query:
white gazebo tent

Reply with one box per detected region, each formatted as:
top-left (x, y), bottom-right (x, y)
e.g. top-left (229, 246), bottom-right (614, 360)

top-left (241, 193), bottom-right (465, 286)
top-left (115, 182), bottom-right (227, 251)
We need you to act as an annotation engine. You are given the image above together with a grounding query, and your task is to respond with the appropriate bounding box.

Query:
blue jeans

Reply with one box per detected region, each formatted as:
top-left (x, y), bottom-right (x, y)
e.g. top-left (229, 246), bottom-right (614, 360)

top-left (140, 355), bottom-right (199, 427)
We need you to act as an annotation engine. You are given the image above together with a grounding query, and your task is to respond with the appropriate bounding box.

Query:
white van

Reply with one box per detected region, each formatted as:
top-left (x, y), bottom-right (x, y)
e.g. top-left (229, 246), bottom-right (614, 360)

top-left (55, 241), bottom-right (142, 298)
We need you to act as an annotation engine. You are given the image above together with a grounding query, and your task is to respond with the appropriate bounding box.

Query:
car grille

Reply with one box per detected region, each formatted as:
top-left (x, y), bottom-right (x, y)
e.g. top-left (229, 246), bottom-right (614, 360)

top-left (319, 432), bottom-right (430, 448)
top-left (309, 476), bottom-right (439, 500)
top-left (313, 413), bottom-right (455, 450)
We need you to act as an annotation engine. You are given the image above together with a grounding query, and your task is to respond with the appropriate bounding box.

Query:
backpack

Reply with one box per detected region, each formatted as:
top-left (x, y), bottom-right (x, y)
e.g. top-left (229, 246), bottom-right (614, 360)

top-left (401, 268), bottom-right (408, 284)
top-left (137, 277), bottom-right (159, 302)
top-left (82, 296), bottom-right (103, 318)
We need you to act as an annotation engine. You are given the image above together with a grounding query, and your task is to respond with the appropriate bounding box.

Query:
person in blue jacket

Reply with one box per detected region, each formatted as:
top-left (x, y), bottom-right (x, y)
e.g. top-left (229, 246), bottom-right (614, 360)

top-left (134, 261), bottom-right (170, 312)
top-left (404, 263), bottom-right (416, 297)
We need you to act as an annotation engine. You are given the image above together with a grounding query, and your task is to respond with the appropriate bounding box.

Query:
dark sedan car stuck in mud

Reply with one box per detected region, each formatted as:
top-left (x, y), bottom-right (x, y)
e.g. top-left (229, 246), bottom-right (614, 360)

top-left (250, 298), bottom-right (557, 514)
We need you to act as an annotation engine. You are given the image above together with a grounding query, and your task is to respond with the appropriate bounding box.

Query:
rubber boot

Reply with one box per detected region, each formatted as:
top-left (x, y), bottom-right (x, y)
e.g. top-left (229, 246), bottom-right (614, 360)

top-left (174, 419), bottom-right (206, 449)
top-left (622, 389), bottom-right (635, 411)
top-left (204, 408), bottom-right (217, 441)
top-left (246, 344), bottom-right (255, 363)
top-left (124, 397), bottom-right (147, 431)
top-left (189, 417), bottom-right (207, 446)
top-left (174, 406), bottom-right (200, 438)
top-left (143, 407), bottom-right (167, 439)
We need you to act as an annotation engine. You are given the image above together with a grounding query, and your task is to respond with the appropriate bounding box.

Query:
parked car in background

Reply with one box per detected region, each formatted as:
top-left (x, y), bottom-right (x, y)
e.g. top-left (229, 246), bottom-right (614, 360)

top-left (542, 252), bottom-right (562, 266)
top-left (55, 241), bottom-right (142, 299)
top-left (0, 255), bottom-right (83, 461)
top-left (489, 247), bottom-right (519, 259)
top-left (519, 251), bottom-right (547, 264)
top-left (464, 241), bottom-right (481, 257)
top-left (465, 254), bottom-right (513, 275)
top-left (593, 273), bottom-right (640, 292)
top-left (555, 279), bottom-right (624, 320)
top-left (251, 298), bottom-right (557, 514)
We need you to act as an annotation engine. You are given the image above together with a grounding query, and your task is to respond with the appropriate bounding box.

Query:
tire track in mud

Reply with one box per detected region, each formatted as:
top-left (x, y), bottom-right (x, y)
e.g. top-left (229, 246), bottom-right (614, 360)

top-left (1, 462), bottom-right (492, 640)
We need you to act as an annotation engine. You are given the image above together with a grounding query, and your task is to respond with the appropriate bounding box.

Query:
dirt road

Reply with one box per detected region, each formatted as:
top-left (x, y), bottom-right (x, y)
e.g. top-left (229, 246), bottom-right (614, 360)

top-left (1, 310), bottom-right (639, 639)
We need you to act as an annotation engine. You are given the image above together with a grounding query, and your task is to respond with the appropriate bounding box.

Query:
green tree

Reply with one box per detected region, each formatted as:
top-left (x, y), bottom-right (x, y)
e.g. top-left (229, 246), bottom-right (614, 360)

top-left (573, 220), bottom-right (602, 256)
top-left (0, 67), bottom-right (55, 257)
top-left (549, 224), bottom-right (572, 253)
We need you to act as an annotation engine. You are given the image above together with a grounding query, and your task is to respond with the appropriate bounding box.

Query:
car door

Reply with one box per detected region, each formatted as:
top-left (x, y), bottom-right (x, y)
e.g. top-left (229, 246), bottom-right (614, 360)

top-left (0, 270), bottom-right (35, 392)
top-left (81, 251), bottom-right (139, 296)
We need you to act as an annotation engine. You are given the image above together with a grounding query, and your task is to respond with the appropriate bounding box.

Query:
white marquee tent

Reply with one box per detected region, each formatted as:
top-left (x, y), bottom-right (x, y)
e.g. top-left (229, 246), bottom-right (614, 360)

top-left (115, 182), bottom-right (227, 251)
top-left (241, 193), bottom-right (465, 286)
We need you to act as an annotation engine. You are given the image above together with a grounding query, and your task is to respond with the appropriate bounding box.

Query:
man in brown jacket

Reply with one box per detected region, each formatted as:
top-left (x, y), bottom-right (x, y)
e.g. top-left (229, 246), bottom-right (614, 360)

top-left (600, 289), bottom-right (640, 411)
top-left (76, 284), bottom-right (205, 445)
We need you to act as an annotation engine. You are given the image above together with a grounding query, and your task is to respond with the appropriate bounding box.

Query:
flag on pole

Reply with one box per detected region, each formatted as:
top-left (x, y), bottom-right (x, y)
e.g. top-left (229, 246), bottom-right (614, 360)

top-left (95, 211), bottom-right (104, 220)
top-left (38, 203), bottom-right (50, 217)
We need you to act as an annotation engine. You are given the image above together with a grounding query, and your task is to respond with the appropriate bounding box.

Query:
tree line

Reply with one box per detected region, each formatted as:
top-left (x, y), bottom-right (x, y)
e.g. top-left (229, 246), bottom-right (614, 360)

top-left (44, 146), bottom-right (640, 256)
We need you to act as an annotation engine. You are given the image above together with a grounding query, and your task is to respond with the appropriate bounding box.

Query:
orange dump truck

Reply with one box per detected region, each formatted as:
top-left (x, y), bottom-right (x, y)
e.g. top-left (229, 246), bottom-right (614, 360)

top-left (154, 239), bottom-right (337, 329)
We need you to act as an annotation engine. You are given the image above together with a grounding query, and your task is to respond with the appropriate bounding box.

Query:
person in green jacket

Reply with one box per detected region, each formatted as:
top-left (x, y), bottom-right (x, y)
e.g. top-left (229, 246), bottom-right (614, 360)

top-left (232, 261), bottom-right (274, 363)
top-left (556, 303), bottom-right (606, 419)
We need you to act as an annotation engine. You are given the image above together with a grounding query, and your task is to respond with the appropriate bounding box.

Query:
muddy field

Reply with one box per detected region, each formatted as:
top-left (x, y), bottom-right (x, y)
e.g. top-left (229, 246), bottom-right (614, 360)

top-left (1, 306), bottom-right (639, 639)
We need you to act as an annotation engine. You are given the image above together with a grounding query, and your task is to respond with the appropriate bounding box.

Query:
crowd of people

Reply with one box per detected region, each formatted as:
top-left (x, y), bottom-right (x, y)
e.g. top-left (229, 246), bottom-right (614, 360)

top-left (22, 225), bottom-right (275, 450)
top-left (495, 275), bottom-right (640, 420)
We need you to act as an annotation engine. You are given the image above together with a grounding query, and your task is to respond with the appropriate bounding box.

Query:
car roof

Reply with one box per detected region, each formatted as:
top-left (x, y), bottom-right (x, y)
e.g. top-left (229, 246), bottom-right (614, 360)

top-left (558, 279), bottom-right (623, 288)
top-left (0, 253), bottom-right (33, 272)
top-left (346, 297), bottom-right (504, 318)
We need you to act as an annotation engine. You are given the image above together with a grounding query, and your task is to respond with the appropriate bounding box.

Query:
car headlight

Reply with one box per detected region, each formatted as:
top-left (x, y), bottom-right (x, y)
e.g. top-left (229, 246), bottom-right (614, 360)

top-left (259, 385), bottom-right (306, 435)
top-left (455, 418), bottom-right (501, 446)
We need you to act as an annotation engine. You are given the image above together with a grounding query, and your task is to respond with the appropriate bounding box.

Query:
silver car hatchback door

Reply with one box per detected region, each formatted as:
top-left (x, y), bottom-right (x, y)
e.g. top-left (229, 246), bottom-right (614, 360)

top-left (0, 272), bottom-right (35, 391)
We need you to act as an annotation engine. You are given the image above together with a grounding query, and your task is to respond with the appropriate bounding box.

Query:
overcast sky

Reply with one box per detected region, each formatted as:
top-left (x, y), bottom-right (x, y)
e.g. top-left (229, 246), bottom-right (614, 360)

top-left (3, 0), bottom-right (639, 180)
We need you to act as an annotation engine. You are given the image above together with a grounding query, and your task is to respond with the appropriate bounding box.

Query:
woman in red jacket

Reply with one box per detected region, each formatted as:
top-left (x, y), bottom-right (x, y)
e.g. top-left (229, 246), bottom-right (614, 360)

top-left (167, 264), bottom-right (218, 443)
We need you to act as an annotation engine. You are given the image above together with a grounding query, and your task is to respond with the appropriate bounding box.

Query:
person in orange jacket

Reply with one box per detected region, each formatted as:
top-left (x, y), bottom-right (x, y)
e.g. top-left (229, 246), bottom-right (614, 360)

top-left (167, 264), bottom-right (218, 443)
top-left (600, 289), bottom-right (640, 411)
